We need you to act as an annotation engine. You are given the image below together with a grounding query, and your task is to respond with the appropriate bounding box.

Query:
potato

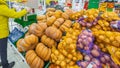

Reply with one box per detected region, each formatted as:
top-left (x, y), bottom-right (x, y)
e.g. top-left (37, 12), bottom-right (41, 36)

top-left (91, 49), bottom-right (100, 57)
top-left (68, 54), bottom-right (73, 59)
top-left (60, 61), bottom-right (66, 67)
top-left (84, 55), bottom-right (91, 61)
top-left (100, 57), bottom-right (106, 63)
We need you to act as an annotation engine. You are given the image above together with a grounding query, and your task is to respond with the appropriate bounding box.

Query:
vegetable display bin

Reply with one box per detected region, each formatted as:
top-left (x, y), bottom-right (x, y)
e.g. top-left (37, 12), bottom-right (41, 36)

top-left (14, 14), bottom-right (37, 27)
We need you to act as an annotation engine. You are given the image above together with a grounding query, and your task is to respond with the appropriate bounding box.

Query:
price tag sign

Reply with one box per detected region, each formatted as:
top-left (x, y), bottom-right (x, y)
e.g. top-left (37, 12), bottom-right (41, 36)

top-left (87, 62), bottom-right (95, 68)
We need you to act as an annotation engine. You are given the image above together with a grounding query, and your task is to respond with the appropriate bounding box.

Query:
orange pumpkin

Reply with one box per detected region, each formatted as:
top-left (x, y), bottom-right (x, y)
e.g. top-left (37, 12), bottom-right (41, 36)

top-left (46, 16), bottom-right (56, 26)
top-left (53, 18), bottom-right (65, 28)
top-left (54, 10), bottom-right (63, 18)
top-left (35, 43), bottom-right (51, 61)
top-left (59, 20), bottom-right (72, 32)
top-left (29, 23), bottom-right (47, 37)
top-left (62, 12), bottom-right (69, 20)
top-left (16, 34), bottom-right (38, 52)
top-left (37, 15), bottom-right (46, 20)
top-left (46, 8), bottom-right (56, 12)
top-left (45, 26), bottom-right (62, 41)
top-left (41, 35), bottom-right (57, 48)
top-left (25, 50), bottom-right (44, 68)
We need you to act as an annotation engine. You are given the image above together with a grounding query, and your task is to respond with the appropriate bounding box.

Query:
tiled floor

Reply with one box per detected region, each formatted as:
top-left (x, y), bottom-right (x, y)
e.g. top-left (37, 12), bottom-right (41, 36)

top-left (0, 42), bottom-right (30, 68)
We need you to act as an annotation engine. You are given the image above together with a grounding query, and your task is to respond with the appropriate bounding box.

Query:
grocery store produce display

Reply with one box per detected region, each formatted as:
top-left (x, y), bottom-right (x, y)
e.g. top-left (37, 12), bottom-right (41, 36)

top-left (77, 30), bottom-right (119, 68)
top-left (50, 24), bottom-right (83, 68)
top-left (16, 8), bottom-right (120, 68)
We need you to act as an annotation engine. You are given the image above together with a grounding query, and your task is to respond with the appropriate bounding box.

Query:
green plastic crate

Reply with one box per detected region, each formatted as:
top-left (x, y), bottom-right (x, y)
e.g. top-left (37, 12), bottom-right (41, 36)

top-left (88, 2), bottom-right (99, 9)
top-left (88, 0), bottom-right (100, 3)
top-left (88, 0), bottom-right (100, 9)
top-left (14, 14), bottom-right (37, 27)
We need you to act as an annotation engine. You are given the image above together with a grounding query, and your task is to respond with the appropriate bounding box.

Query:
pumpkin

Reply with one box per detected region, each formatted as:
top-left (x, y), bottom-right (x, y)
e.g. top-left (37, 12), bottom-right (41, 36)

top-left (46, 11), bottom-right (55, 17)
top-left (25, 32), bottom-right (31, 36)
top-left (63, 20), bottom-right (72, 28)
top-left (47, 8), bottom-right (56, 12)
top-left (45, 26), bottom-right (62, 41)
top-left (16, 34), bottom-right (38, 52)
top-left (53, 21), bottom-right (61, 28)
top-left (54, 10), bottom-right (63, 18)
top-left (46, 16), bottom-right (56, 26)
top-left (62, 12), bottom-right (69, 20)
top-left (59, 20), bottom-right (72, 32)
top-left (56, 18), bottom-right (65, 24)
top-left (25, 50), bottom-right (44, 68)
top-left (53, 18), bottom-right (65, 28)
top-left (29, 23), bottom-right (47, 37)
top-left (37, 20), bottom-right (46, 24)
top-left (38, 22), bottom-right (47, 30)
top-left (41, 35), bottom-right (57, 48)
top-left (37, 15), bottom-right (46, 20)
top-left (35, 43), bottom-right (51, 61)
top-left (64, 9), bottom-right (74, 16)
top-left (59, 25), bottom-right (69, 32)
top-left (49, 64), bottom-right (61, 68)
top-left (16, 39), bottom-right (24, 52)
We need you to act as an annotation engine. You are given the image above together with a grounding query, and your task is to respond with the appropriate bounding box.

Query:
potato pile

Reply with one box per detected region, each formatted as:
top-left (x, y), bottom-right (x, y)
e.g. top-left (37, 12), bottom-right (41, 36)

top-left (107, 46), bottom-right (120, 65)
top-left (51, 47), bottom-right (81, 68)
top-left (91, 20), bottom-right (112, 32)
top-left (77, 30), bottom-right (119, 68)
top-left (100, 12), bottom-right (120, 21)
top-left (70, 10), bottom-right (84, 20)
top-left (93, 30), bottom-right (120, 52)
top-left (51, 25), bottom-right (83, 68)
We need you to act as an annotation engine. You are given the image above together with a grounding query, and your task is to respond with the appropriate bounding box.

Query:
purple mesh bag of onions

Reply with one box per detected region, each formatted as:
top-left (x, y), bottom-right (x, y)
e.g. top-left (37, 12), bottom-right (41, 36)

top-left (77, 17), bottom-right (98, 27)
top-left (77, 29), bottom-right (94, 52)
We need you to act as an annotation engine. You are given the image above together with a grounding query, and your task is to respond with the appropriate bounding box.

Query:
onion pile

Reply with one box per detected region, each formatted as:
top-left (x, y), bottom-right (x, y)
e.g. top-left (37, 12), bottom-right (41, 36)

top-left (76, 9), bottom-right (99, 27)
top-left (77, 30), bottom-right (94, 52)
top-left (77, 17), bottom-right (98, 27)
top-left (76, 30), bottom-right (119, 68)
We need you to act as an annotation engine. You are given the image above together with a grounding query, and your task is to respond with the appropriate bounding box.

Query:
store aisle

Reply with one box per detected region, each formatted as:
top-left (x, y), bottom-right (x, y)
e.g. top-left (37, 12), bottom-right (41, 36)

top-left (0, 42), bottom-right (30, 68)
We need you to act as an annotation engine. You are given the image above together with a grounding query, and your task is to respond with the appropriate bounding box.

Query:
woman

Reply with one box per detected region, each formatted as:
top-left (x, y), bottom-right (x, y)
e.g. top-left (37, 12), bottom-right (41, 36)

top-left (0, 0), bottom-right (31, 68)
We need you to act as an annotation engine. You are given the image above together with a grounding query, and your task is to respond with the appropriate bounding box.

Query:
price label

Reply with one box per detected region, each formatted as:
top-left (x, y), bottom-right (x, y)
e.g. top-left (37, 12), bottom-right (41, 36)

top-left (87, 62), bottom-right (95, 68)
